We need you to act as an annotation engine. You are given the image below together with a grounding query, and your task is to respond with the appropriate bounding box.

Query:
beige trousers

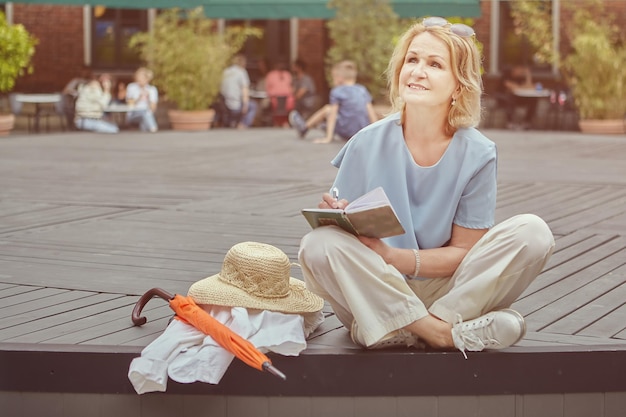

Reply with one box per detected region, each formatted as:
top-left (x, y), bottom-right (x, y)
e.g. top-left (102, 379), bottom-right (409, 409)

top-left (298, 214), bottom-right (555, 347)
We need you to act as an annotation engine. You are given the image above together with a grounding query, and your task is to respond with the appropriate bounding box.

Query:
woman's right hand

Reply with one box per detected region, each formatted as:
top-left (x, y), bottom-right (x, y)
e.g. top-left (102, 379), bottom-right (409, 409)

top-left (319, 193), bottom-right (348, 210)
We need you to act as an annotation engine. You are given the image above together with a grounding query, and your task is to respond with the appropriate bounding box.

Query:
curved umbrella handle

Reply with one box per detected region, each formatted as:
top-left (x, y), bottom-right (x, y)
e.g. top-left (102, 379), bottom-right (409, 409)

top-left (131, 288), bottom-right (174, 326)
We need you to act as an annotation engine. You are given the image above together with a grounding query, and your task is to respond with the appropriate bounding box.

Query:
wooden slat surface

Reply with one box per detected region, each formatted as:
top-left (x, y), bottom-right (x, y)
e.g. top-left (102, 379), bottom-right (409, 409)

top-left (0, 127), bottom-right (625, 351)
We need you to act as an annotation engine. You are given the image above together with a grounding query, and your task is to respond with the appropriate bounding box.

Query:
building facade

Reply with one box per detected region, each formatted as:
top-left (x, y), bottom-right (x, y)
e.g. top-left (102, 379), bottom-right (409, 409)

top-left (2, 1), bottom-right (625, 100)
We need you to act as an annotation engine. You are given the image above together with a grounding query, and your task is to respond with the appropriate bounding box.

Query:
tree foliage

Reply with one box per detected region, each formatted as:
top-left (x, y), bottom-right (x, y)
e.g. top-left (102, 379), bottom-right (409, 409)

top-left (562, 3), bottom-right (626, 119)
top-left (510, 0), bottom-right (626, 119)
top-left (130, 8), bottom-right (261, 111)
top-left (325, 0), bottom-right (402, 101)
top-left (509, 0), bottom-right (554, 66)
top-left (0, 11), bottom-right (38, 93)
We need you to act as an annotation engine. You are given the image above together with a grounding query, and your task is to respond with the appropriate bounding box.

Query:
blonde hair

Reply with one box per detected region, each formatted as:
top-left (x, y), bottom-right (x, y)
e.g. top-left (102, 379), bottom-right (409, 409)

top-left (332, 60), bottom-right (358, 82)
top-left (135, 67), bottom-right (154, 82)
top-left (386, 22), bottom-right (483, 135)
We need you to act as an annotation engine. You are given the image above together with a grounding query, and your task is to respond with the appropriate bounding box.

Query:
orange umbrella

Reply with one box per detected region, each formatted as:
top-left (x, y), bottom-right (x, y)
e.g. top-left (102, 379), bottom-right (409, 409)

top-left (131, 287), bottom-right (286, 381)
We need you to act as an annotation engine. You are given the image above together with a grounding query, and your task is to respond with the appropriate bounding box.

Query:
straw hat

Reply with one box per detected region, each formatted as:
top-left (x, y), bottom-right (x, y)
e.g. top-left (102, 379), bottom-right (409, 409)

top-left (188, 242), bottom-right (324, 314)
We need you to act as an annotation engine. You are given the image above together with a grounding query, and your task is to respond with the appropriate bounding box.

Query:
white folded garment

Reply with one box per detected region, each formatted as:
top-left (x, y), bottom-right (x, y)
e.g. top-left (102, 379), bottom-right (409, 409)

top-left (128, 305), bottom-right (324, 394)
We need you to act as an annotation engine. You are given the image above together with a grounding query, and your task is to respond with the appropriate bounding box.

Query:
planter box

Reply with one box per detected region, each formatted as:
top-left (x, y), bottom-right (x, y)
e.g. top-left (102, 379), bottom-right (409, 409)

top-left (0, 113), bottom-right (15, 136)
top-left (578, 119), bottom-right (626, 135)
top-left (168, 109), bottom-right (215, 131)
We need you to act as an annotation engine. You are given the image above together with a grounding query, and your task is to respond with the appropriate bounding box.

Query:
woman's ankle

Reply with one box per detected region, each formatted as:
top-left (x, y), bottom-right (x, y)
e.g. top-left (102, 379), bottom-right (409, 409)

top-left (405, 315), bottom-right (454, 348)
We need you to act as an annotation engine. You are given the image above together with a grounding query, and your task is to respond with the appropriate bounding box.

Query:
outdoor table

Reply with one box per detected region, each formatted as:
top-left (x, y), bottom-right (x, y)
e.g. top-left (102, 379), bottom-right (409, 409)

top-left (104, 103), bottom-right (134, 126)
top-left (14, 93), bottom-right (63, 133)
top-left (513, 88), bottom-right (552, 98)
top-left (512, 88), bottom-right (552, 129)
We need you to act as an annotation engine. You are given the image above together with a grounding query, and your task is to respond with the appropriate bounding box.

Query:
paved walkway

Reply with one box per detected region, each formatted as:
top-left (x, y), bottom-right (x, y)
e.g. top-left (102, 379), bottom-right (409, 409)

top-left (0, 126), bottom-right (625, 349)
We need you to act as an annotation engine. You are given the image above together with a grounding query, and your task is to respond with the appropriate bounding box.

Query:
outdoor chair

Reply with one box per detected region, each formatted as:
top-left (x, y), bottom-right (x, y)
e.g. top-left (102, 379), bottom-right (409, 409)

top-left (270, 95), bottom-right (290, 127)
top-left (545, 89), bottom-right (579, 131)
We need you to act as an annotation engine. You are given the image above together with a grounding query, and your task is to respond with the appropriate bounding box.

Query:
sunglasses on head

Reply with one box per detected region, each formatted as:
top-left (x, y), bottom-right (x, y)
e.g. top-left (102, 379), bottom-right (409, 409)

top-left (422, 16), bottom-right (475, 38)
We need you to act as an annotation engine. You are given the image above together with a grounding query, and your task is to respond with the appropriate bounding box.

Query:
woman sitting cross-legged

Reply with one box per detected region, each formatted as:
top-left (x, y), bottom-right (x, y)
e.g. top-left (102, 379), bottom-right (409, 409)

top-left (298, 18), bottom-right (556, 357)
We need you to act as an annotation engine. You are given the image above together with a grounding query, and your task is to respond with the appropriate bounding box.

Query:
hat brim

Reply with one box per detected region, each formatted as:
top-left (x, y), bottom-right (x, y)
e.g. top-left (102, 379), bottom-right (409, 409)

top-left (188, 273), bottom-right (324, 314)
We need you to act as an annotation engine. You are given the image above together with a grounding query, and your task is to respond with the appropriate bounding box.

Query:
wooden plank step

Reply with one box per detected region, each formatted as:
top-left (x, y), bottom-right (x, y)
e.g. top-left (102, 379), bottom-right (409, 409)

top-left (521, 331), bottom-right (626, 346)
top-left (0, 243), bottom-right (212, 273)
top-left (578, 302), bottom-right (626, 339)
top-left (0, 284), bottom-right (46, 299)
top-left (538, 188), bottom-right (626, 223)
top-left (523, 255), bottom-right (626, 331)
top-left (0, 258), bottom-right (202, 296)
top-left (6, 296), bottom-right (139, 343)
top-left (549, 194), bottom-right (626, 234)
top-left (0, 289), bottom-right (96, 321)
top-left (0, 282), bottom-right (18, 291)
top-left (0, 286), bottom-right (67, 309)
top-left (42, 302), bottom-right (172, 345)
top-left (495, 183), bottom-right (572, 210)
top-left (613, 327), bottom-right (626, 340)
top-left (543, 277), bottom-right (626, 336)
top-left (87, 306), bottom-right (174, 346)
top-left (543, 233), bottom-right (615, 271)
top-left (517, 235), bottom-right (624, 302)
top-left (0, 206), bottom-right (134, 234)
top-left (0, 293), bottom-right (124, 340)
top-left (495, 185), bottom-right (598, 222)
top-left (0, 201), bottom-right (56, 220)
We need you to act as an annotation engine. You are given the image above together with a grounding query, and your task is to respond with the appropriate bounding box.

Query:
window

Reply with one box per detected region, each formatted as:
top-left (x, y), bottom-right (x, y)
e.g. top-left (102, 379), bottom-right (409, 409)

top-left (91, 7), bottom-right (147, 70)
top-left (499, 1), bottom-right (552, 73)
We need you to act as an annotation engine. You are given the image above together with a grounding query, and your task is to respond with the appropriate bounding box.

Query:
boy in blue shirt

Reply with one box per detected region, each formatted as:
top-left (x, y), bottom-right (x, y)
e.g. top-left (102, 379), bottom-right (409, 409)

top-left (289, 60), bottom-right (379, 144)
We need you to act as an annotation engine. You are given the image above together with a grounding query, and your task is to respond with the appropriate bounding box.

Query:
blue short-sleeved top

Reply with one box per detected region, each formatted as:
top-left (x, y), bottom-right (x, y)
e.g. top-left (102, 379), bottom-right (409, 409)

top-left (331, 112), bottom-right (497, 250)
top-left (329, 84), bottom-right (372, 140)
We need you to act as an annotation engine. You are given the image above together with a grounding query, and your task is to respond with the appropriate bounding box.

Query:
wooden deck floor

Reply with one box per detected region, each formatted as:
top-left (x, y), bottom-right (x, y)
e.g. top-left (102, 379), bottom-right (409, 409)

top-left (1, 127), bottom-right (625, 395)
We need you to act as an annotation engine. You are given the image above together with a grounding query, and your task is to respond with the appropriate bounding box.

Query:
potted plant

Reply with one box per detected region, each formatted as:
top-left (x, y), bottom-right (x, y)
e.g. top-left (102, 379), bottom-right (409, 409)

top-left (129, 8), bottom-right (261, 131)
top-left (562, 3), bottom-right (626, 134)
top-left (0, 11), bottom-right (38, 136)
top-left (510, 0), bottom-right (626, 134)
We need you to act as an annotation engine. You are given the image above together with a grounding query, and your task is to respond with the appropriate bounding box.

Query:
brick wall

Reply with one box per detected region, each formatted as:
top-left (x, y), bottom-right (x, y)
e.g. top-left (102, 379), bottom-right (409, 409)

top-left (12, 4), bottom-right (85, 93)
top-left (296, 19), bottom-right (330, 102)
top-left (8, 1), bottom-right (624, 97)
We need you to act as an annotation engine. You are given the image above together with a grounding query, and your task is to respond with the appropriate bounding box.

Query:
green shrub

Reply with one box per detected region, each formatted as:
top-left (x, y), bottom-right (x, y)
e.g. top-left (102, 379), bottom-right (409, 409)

top-left (562, 5), bottom-right (626, 119)
top-left (130, 8), bottom-right (261, 111)
top-left (509, 0), bottom-right (626, 120)
top-left (0, 11), bottom-right (38, 93)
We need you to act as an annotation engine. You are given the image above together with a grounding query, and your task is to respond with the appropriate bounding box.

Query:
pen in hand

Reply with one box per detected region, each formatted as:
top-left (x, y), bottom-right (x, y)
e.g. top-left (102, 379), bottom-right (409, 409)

top-left (320, 187), bottom-right (340, 209)
top-left (329, 187), bottom-right (341, 209)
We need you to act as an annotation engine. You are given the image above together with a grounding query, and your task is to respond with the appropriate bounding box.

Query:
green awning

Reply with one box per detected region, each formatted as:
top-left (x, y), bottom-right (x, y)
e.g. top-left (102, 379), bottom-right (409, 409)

top-left (10, 0), bottom-right (481, 18)
top-left (201, 0), bottom-right (481, 19)
top-left (9, 0), bottom-right (202, 8)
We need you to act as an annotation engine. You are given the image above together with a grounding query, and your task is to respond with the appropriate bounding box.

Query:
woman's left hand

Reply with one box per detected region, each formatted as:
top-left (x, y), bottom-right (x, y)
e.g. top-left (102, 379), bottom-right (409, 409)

top-left (358, 236), bottom-right (416, 277)
top-left (358, 235), bottom-right (393, 264)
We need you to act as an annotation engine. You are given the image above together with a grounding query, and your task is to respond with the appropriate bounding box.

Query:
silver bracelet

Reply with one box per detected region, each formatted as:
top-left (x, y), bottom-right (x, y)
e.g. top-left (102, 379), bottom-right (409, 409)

top-left (412, 249), bottom-right (420, 278)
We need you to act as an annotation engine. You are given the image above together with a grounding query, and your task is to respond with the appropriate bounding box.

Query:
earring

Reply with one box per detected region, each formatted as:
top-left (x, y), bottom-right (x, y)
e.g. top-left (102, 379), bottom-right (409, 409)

top-left (451, 97), bottom-right (457, 106)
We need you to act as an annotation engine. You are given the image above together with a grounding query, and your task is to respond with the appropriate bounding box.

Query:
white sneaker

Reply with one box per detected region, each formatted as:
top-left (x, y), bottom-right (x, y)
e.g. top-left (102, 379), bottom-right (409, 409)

top-left (451, 309), bottom-right (526, 358)
top-left (288, 110), bottom-right (308, 138)
top-left (351, 320), bottom-right (422, 349)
